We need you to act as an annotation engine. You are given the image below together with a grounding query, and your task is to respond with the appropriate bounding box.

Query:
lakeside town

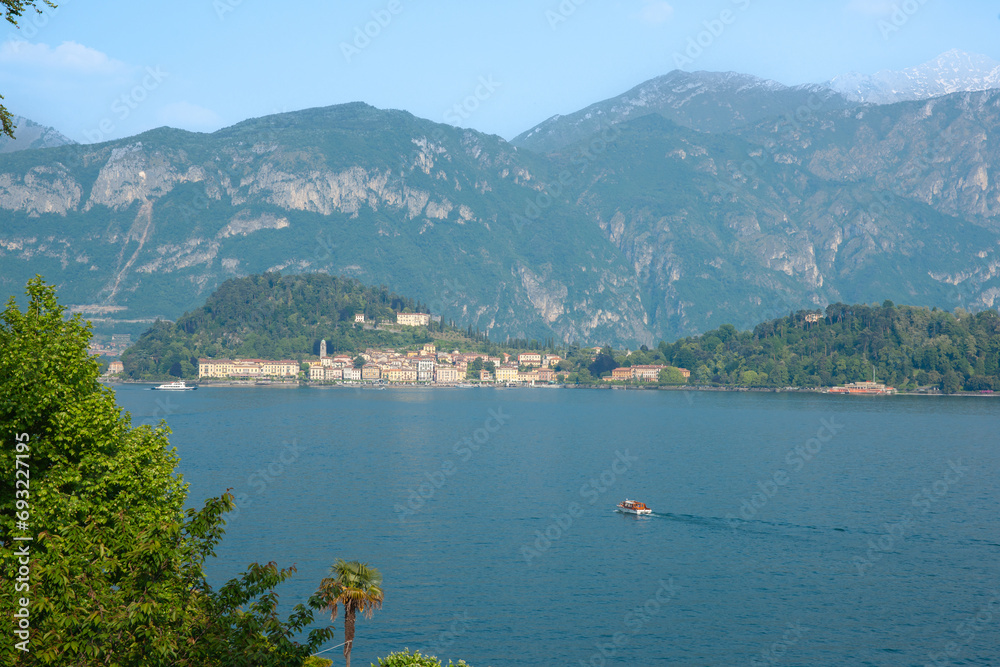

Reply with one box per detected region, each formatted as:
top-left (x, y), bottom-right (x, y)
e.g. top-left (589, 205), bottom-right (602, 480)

top-left (95, 310), bottom-right (695, 387)
top-left (194, 339), bottom-right (690, 387)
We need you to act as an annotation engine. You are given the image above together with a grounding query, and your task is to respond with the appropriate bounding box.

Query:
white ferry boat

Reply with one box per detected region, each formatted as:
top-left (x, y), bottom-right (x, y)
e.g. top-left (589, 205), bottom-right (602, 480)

top-left (617, 499), bottom-right (652, 515)
top-left (152, 381), bottom-right (197, 391)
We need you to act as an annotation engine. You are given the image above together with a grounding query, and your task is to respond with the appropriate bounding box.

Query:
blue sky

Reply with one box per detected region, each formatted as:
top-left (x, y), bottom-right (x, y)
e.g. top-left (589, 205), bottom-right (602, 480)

top-left (1, 0), bottom-right (997, 143)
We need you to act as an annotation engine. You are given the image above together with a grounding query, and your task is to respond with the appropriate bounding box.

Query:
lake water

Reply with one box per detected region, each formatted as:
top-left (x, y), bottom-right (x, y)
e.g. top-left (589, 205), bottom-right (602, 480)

top-left (112, 384), bottom-right (1000, 666)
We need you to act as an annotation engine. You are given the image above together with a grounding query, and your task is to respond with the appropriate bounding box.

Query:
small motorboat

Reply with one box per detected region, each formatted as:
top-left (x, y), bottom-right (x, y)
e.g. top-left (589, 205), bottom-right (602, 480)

top-left (152, 381), bottom-right (197, 391)
top-left (617, 499), bottom-right (651, 515)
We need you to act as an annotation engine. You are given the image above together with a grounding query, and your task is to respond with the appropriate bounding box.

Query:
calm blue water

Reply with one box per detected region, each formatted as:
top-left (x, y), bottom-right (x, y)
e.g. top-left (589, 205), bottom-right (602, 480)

top-left (112, 385), bottom-right (1000, 666)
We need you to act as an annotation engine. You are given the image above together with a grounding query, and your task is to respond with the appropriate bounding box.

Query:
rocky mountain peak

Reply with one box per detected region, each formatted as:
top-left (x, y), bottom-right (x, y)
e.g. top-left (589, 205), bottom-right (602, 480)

top-left (0, 115), bottom-right (76, 154)
top-left (826, 49), bottom-right (1000, 104)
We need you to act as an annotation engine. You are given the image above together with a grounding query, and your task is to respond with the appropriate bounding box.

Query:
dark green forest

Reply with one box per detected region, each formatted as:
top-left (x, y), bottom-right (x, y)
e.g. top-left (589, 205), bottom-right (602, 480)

top-left (121, 271), bottom-right (1000, 393)
top-left (635, 301), bottom-right (1000, 393)
top-left (121, 273), bottom-right (446, 379)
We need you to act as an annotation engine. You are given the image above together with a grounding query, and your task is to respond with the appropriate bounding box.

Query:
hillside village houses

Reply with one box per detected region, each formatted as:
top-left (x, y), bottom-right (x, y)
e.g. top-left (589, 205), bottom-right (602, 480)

top-left (198, 338), bottom-right (581, 386)
top-left (198, 352), bottom-right (683, 385)
top-left (195, 311), bottom-right (684, 385)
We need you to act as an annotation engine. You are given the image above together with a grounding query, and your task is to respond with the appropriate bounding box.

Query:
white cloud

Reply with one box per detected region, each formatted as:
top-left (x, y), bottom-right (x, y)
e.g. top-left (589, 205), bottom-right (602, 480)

top-left (637, 0), bottom-right (674, 25)
top-left (846, 0), bottom-right (895, 15)
top-left (0, 39), bottom-right (129, 75)
top-left (156, 101), bottom-right (222, 131)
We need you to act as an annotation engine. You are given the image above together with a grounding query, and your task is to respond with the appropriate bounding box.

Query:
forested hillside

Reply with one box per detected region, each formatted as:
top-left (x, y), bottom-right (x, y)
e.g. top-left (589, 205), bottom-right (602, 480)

top-left (652, 302), bottom-right (1000, 392)
top-left (120, 272), bottom-right (442, 379)
top-left (122, 270), bottom-right (1000, 393)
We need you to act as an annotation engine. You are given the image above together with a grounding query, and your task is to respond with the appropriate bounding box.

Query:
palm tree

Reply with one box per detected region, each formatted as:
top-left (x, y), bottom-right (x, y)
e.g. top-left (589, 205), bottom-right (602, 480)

top-left (320, 559), bottom-right (384, 667)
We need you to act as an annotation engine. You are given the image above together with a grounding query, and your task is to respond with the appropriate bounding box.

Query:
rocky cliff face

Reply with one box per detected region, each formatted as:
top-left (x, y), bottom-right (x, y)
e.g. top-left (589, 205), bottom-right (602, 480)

top-left (562, 98), bottom-right (1000, 336)
top-left (0, 115), bottom-right (76, 154)
top-left (0, 104), bottom-right (649, 345)
top-left (2, 84), bottom-right (999, 346)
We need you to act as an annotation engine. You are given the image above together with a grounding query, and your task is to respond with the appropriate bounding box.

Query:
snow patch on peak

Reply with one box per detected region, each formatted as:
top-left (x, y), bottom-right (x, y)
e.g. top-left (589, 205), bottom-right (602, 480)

top-left (826, 50), bottom-right (1000, 104)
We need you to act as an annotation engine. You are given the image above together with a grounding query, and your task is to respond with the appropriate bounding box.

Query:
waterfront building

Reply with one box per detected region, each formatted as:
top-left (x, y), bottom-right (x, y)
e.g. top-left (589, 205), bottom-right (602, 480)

top-left (611, 367), bottom-right (635, 382)
top-left (199, 358), bottom-right (298, 379)
top-left (435, 366), bottom-right (460, 383)
top-left (495, 365), bottom-right (519, 383)
top-left (417, 357), bottom-right (435, 382)
top-left (518, 369), bottom-right (540, 384)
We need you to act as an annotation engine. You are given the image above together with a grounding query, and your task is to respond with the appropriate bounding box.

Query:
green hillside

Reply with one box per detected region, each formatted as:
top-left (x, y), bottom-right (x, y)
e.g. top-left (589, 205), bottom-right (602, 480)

top-left (121, 270), bottom-right (1000, 393)
top-left (120, 273), bottom-right (446, 379)
top-left (609, 302), bottom-right (1000, 393)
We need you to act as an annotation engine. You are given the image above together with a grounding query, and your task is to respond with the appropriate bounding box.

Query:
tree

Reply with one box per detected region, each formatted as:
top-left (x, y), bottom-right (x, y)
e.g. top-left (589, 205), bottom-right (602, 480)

top-left (0, 277), bottom-right (335, 664)
top-left (374, 649), bottom-right (471, 666)
top-left (1, 1), bottom-right (56, 138)
top-left (588, 348), bottom-right (617, 377)
top-left (320, 559), bottom-right (385, 667)
top-left (658, 367), bottom-right (688, 385)
top-left (941, 369), bottom-right (961, 394)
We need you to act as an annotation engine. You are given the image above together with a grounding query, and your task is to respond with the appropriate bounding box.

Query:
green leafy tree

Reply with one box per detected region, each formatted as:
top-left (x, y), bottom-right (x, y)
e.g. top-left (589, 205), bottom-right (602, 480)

top-left (375, 649), bottom-right (471, 666)
top-left (320, 559), bottom-right (384, 667)
top-left (588, 347), bottom-right (617, 377)
top-left (658, 367), bottom-right (688, 385)
top-left (0, 277), bottom-right (334, 665)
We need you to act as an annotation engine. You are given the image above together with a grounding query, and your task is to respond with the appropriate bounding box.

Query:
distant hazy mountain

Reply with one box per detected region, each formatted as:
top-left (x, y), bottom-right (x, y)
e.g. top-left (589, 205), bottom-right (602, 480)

top-left (826, 50), bottom-right (1000, 104)
top-left (511, 70), bottom-right (854, 154)
top-left (0, 115), bottom-right (75, 153)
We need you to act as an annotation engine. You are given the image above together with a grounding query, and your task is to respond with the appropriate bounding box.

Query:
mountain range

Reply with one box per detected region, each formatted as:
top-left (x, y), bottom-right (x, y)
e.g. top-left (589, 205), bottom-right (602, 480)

top-left (1, 50), bottom-right (999, 346)
top-left (826, 49), bottom-right (1000, 105)
top-left (0, 115), bottom-right (75, 154)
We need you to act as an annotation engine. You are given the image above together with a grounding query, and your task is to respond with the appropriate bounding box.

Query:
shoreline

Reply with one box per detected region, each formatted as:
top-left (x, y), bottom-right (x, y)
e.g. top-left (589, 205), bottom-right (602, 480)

top-left (100, 379), bottom-right (997, 397)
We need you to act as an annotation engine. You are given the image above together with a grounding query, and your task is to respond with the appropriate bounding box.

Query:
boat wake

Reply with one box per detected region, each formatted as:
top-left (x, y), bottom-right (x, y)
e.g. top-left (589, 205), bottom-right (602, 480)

top-left (621, 510), bottom-right (855, 537)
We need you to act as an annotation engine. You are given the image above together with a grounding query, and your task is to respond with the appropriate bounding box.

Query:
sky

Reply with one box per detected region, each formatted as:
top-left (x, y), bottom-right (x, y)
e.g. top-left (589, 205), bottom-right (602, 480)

top-left (0, 0), bottom-right (998, 143)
